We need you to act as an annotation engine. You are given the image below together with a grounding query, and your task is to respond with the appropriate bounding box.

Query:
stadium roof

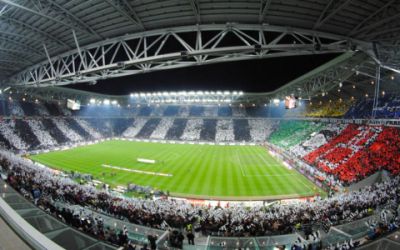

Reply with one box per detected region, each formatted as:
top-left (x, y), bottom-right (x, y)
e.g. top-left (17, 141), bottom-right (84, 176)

top-left (0, 0), bottom-right (399, 88)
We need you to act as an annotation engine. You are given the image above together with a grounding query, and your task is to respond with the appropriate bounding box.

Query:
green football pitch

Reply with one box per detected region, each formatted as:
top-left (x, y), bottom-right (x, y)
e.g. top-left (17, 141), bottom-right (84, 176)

top-left (30, 140), bottom-right (323, 200)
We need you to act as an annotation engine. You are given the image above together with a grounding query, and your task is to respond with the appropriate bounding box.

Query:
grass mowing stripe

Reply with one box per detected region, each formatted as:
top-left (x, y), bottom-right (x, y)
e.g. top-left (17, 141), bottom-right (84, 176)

top-left (30, 140), bottom-right (324, 199)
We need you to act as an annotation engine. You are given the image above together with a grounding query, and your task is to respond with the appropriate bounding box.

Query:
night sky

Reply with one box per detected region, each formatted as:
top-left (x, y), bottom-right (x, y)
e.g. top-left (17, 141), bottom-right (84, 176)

top-left (67, 53), bottom-right (340, 95)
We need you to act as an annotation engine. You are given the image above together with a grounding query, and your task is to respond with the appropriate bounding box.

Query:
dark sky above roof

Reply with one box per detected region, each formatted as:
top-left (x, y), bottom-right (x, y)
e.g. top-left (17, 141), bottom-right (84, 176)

top-left (67, 53), bottom-right (340, 95)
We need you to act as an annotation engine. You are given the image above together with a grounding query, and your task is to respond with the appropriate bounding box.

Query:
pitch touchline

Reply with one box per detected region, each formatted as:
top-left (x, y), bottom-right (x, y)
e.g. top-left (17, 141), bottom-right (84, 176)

top-left (244, 173), bottom-right (298, 177)
top-left (101, 164), bottom-right (173, 177)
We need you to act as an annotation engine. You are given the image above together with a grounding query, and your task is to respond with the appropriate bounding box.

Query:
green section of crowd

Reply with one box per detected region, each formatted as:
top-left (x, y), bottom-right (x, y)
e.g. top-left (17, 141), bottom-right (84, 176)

top-left (268, 121), bottom-right (325, 149)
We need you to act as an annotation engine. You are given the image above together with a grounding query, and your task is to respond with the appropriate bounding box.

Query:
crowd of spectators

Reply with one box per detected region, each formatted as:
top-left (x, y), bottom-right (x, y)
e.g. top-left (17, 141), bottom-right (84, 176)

top-left (26, 119), bottom-right (58, 147)
top-left (248, 119), bottom-right (278, 142)
top-left (74, 118), bottom-right (103, 139)
top-left (122, 118), bottom-right (147, 138)
top-left (305, 100), bottom-right (352, 118)
top-left (215, 119), bottom-right (235, 142)
top-left (303, 125), bottom-right (400, 184)
top-left (269, 121), bottom-right (325, 149)
top-left (181, 119), bottom-right (203, 141)
top-left (0, 119), bottom-right (28, 150)
top-left (8, 100), bottom-right (25, 116)
top-left (290, 123), bottom-right (345, 158)
top-left (52, 118), bottom-right (83, 142)
top-left (345, 94), bottom-right (400, 119)
top-left (1, 150), bottom-right (399, 241)
top-left (149, 118), bottom-right (174, 139)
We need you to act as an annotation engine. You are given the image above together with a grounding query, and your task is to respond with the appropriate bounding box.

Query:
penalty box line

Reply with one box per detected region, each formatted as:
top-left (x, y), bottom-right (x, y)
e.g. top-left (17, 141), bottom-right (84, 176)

top-left (101, 164), bottom-right (173, 177)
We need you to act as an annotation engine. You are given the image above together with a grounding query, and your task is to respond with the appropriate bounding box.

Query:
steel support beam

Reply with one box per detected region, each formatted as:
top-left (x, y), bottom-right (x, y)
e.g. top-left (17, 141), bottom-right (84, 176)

top-left (0, 15), bottom-right (71, 48)
top-left (6, 24), bottom-right (369, 87)
top-left (348, 0), bottom-right (396, 36)
top-left (0, 0), bottom-right (101, 39)
top-left (313, 0), bottom-right (351, 29)
top-left (104, 0), bottom-right (144, 29)
top-left (188, 0), bottom-right (201, 23)
top-left (259, 0), bottom-right (273, 23)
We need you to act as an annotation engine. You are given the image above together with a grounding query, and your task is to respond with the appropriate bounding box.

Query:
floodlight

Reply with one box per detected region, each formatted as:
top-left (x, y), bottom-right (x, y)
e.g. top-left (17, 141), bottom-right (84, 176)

top-left (130, 93), bottom-right (134, 97)
top-left (90, 98), bottom-right (96, 104)
top-left (223, 91), bottom-right (230, 95)
top-left (273, 99), bottom-right (280, 104)
top-left (111, 100), bottom-right (118, 105)
top-left (103, 99), bottom-right (110, 105)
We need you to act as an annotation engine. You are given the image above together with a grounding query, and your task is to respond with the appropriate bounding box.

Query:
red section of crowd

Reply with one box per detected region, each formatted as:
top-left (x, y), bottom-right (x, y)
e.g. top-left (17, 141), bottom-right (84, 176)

top-left (304, 125), bottom-right (400, 184)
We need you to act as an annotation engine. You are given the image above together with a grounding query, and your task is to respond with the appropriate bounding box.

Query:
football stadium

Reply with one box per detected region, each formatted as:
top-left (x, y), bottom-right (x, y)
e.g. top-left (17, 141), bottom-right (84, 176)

top-left (0, 1), bottom-right (399, 250)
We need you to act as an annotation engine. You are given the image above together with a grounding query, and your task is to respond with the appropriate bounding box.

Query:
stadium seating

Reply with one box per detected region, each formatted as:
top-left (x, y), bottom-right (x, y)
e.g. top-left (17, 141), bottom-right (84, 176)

top-left (52, 118), bottom-right (83, 142)
top-left (13, 119), bottom-right (41, 149)
top-left (163, 105), bottom-right (180, 116)
top-left (217, 106), bottom-right (232, 117)
top-left (19, 101), bottom-right (39, 116)
top-left (26, 119), bottom-right (57, 146)
top-left (268, 121), bottom-right (325, 149)
top-left (181, 119), bottom-right (203, 141)
top-left (41, 118), bottom-right (70, 144)
top-left (64, 118), bottom-right (92, 140)
top-left (303, 125), bottom-right (400, 183)
top-left (189, 105), bottom-right (204, 116)
top-left (8, 101), bottom-right (24, 116)
top-left (233, 119), bottom-right (251, 141)
top-left (199, 119), bottom-right (217, 141)
top-left (305, 100), bottom-right (353, 117)
top-left (0, 119), bottom-right (27, 150)
top-left (121, 118), bottom-right (145, 137)
top-left (248, 119), bottom-right (278, 142)
top-left (165, 119), bottom-right (187, 140)
top-left (138, 106), bottom-right (154, 116)
top-left (1, 150), bottom-right (399, 240)
top-left (150, 118), bottom-right (174, 139)
top-left (290, 123), bottom-right (346, 158)
top-left (136, 118), bottom-right (161, 138)
top-left (345, 94), bottom-right (400, 119)
top-left (44, 102), bottom-right (63, 116)
top-left (85, 118), bottom-right (113, 137)
top-left (0, 95), bottom-right (397, 250)
top-left (215, 119), bottom-right (234, 142)
top-left (74, 118), bottom-right (102, 139)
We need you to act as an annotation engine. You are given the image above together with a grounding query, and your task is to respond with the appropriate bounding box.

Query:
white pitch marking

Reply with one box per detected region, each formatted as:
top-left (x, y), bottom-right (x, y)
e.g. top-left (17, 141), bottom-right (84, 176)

top-left (101, 164), bottom-right (173, 177)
